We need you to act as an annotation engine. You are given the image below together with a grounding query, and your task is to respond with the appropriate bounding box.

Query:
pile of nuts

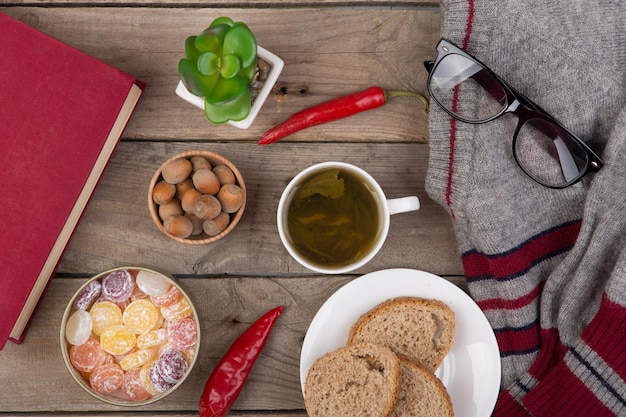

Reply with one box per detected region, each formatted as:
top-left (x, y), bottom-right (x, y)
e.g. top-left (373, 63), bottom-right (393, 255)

top-left (151, 155), bottom-right (244, 239)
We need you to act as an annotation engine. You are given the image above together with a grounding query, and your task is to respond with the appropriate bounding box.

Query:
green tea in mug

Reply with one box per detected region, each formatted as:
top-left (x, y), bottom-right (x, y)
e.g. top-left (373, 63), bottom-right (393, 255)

top-left (286, 168), bottom-right (382, 269)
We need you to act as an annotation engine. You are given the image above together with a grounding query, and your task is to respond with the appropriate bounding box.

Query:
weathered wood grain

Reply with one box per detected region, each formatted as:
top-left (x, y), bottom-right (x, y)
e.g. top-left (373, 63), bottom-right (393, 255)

top-left (0, 3), bottom-right (469, 417)
top-left (0, 275), bottom-right (466, 412)
top-left (57, 141), bottom-right (462, 277)
top-left (0, 6), bottom-right (440, 142)
top-left (4, 0), bottom-right (439, 6)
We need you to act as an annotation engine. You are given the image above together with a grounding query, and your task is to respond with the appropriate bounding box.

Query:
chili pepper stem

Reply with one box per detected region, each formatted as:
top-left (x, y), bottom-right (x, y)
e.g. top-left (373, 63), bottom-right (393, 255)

top-left (385, 90), bottom-right (429, 113)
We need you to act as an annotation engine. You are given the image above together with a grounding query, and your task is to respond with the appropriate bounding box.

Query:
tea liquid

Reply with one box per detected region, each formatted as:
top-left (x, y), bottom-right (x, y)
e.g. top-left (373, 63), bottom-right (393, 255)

top-left (286, 168), bottom-right (381, 268)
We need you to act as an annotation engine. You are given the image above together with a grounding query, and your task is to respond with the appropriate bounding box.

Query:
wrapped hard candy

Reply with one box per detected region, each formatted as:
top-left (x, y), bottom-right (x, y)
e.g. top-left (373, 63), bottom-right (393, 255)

top-left (73, 280), bottom-right (102, 311)
top-left (167, 317), bottom-right (198, 351)
top-left (101, 270), bottom-right (134, 303)
top-left (65, 309), bottom-right (93, 346)
top-left (69, 337), bottom-right (108, 373)
top-left (156, 348), bottom-right (188, 384)
top-left (136, 270), bottom-right (171, 297)
top-left (89, 362), bottom-right (124, 394)
top-left (123, 299), bottom-right (161, 334)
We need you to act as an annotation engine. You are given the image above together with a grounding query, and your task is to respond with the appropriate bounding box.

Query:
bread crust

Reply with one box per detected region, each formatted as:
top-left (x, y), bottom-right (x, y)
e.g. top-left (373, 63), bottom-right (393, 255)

top-left (304, 342), bottom-right (401, 417)
top-left (391, 355), bottom-right (454, 417)
top-left (347, 296), bottom-right (455, 372)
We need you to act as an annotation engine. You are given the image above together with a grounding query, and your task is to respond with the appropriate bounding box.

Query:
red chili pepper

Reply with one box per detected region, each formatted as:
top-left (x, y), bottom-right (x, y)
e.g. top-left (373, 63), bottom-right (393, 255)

top-left (257, 86), bottom-right (428, 145)
top-left (199, 305), bottom-right (283, 417)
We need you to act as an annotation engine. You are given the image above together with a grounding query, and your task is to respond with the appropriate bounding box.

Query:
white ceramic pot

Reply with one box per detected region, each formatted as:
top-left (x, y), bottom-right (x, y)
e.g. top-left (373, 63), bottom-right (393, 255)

top-left (175, 46), bottom-right (284, 129)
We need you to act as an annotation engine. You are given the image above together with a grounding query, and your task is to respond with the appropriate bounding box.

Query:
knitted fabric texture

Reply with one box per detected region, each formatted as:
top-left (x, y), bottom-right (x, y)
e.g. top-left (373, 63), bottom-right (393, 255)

top-left (426, 1), bottom-right (626, 416)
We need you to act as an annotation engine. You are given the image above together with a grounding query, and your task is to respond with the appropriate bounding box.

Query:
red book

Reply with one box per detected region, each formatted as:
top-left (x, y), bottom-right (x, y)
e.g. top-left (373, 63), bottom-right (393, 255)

top-left (0, 12), bottom-right (145, 349)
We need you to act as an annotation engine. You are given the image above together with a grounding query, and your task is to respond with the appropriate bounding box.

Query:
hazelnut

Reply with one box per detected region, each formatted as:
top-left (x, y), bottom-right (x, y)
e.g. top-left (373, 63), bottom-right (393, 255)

top-left (152, 181), bottom-right (176, 205)
top-left (203, 212), bottom-right (230, 236)
top-left (192, 169), bottom-right (221, 195)
top-left (193, 194), bottom-right (222, 220)
top-left (213, 165), bottom-right (236, 185)
top-left (162, 158), bottom-right (192, 184)
top-left (190, 155), bottom-right (212, 172)
top-left (217, 183), bottom-right (244, 213)
top-left (184, 213), bottom-right (204, 236)
top-left (181, 188), bottom-right (202, 214)
top-left (163, 215), bottom-right (193, 238)
top-left (158, 198), bottom-right (183, 221)
top-left (175, 178), bottom-right (194, 200)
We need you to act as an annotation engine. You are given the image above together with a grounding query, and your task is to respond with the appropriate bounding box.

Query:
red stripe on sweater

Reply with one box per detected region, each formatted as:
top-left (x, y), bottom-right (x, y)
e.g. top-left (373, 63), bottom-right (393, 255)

top-left (445, 119), bottom-right (457, 219)
top-left (444, 0), bottom-right (475, 218)
top-left (462, 0), bottom-right (475, 49)
top-left (463, 221), bottom-right (581, 280)
top-left (581, 294), bottom-right (626, 375)
top-left (477, 281), bottom-right (543, 311)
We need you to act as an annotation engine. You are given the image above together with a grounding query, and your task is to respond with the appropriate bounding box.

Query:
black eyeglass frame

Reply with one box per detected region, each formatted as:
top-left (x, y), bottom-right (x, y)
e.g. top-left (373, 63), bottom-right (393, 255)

top-left (424, 39), bottom-right (604, 189)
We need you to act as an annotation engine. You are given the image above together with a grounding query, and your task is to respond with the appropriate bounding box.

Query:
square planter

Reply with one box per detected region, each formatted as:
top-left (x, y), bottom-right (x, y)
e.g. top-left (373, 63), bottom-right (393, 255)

top-left (175, 46), bottom-right (284, 129)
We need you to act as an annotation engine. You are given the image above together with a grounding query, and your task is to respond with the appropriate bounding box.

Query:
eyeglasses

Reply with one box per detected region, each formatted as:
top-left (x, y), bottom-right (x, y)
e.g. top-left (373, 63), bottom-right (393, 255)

top-left (424, 39), bottom-right (603, 189)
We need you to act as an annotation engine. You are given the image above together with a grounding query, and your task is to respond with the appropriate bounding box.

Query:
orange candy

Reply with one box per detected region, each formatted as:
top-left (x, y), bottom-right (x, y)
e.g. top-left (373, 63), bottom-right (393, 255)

top-left (89, 362), bottom-right (124, 394)
top-left (123, 299), bottom-right (161, 334)
top-left (90, 301), bottom-right (123, 336)
top-left (69, 337), bottom-right (108, 373)
top-left (122, 368), bottom-right (152, 402)
top-left (150, 285), bottom-right (182, 307)
top-left (167, 317), bottom-right (198, 351)
top-left (100, 325), bottom-right (136, 356)
top-left (160, 297), bottom-right (192, 322)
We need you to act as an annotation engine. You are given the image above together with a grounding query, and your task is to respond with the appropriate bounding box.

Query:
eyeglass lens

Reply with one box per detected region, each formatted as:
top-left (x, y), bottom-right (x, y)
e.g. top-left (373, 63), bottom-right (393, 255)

top-left (516, 118), bottom-right (589, 186)
top-left (428, 53), bottom-right (508, 122)
top-left (429, 52), bottom-right (590, 187)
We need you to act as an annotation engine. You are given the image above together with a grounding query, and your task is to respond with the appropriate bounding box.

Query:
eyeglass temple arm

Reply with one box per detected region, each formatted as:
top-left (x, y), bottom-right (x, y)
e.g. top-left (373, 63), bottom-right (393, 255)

top-left (424, 61), bottom-right (435, 73)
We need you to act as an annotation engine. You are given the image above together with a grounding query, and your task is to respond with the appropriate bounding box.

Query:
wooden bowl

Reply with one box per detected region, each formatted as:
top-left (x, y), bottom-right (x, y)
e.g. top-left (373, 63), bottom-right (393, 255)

top-left (148, 150), bottom-right (246, 244)
top-left (60, 266), bottom-right (200, 406)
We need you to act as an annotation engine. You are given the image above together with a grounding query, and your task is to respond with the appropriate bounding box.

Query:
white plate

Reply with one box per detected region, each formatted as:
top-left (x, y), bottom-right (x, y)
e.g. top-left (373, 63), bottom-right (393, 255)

top-left (300, 268), bottom-right (501, 417)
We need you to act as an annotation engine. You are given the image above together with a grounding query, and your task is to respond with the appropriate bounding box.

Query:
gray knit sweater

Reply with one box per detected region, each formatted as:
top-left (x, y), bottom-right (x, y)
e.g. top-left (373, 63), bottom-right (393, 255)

top-left (426, 1), bottom-right (626, 415)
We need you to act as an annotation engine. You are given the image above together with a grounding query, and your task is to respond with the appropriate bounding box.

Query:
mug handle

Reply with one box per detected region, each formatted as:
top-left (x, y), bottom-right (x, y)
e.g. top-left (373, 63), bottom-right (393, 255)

top-left (387, 196), bottom-right (420, 215)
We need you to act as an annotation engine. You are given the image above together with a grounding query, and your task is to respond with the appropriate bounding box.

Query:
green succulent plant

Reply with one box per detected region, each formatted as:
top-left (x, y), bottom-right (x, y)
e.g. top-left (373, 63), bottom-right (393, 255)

top-left (178, 16), bottom-right (258, 124)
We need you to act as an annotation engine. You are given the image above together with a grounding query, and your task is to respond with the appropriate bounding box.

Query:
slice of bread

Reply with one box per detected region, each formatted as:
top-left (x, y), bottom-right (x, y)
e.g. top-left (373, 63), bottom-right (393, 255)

top-left (391, 356), bottom-right (454, 417)
top-left (304, 342), bottom-right (401, 417)
top-left (347, 297), bottom-right (455, 372)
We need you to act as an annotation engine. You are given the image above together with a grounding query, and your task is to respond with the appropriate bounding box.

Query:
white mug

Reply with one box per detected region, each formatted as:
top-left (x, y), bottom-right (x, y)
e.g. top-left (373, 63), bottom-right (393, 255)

top-left (277, 162), bottom-right (420, 274)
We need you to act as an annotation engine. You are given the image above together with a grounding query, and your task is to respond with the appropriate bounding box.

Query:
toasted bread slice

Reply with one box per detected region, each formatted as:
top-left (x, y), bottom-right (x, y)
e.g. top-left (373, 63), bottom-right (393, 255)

top-left (347, 297), bottom-right (455, 372)
top-left (304, 342), bottom-right (401, 417)
top-left (391, 356), bottom-right (454, 417)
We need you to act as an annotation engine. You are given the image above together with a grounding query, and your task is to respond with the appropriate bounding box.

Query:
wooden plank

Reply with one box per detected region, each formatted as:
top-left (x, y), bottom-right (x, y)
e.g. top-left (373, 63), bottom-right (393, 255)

top-left (56, 141), bottom-right (462, 277)
top-left (0, 275), bottom-right (466, 412)
top-left (0, 7), bottom-right (440, 142)
top-left (0, 4), bottom-right (464, 416)
top-left (5, 0), bottom-right (439, 6)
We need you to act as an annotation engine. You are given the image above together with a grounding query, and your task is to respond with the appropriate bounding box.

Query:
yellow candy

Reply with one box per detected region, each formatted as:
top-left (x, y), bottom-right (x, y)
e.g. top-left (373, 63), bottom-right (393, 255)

top-left (137, 328), bottom-right (168, 350)
top-left (119, 348), bottom-right (158, 371)
top-left (89, 301), bottom-right (123, 336)
top-left (100, 324), bottom-right (136, 356)
top-left (123, 299), bottom-right (161, 334)
top-left (160, 297), bottom-right (191, 322)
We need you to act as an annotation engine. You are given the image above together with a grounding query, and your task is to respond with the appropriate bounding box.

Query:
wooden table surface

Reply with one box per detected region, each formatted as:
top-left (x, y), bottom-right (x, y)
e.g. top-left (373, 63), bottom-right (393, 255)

top-left (0, 1), bottom-right (465, 415)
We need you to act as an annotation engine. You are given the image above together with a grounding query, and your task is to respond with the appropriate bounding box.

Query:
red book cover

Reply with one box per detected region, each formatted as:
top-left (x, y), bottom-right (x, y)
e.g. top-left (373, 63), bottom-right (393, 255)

top-left (0, 12), bottom-right (145, 349)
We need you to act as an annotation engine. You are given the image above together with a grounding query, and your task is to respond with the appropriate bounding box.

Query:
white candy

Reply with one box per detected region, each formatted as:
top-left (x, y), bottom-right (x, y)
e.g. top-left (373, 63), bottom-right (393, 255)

top-left (65, 309), bottom-right (92, 346)
top-left (136, 270), bottom-right (171, 296)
